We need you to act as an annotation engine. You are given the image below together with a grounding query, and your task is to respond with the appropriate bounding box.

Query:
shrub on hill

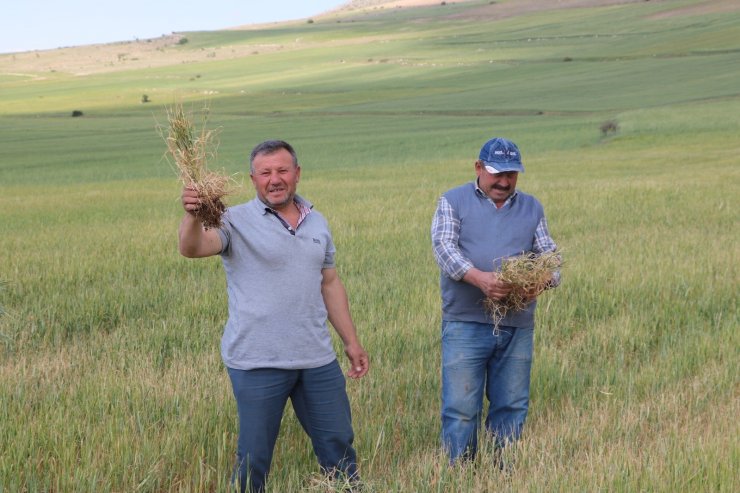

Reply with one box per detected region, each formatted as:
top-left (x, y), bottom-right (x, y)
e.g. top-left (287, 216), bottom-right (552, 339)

top-left (600, 120), bottom-right (618, 136)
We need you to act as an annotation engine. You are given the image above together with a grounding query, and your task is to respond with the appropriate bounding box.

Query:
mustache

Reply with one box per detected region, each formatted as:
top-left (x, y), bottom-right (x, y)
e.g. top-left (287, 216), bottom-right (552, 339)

top-left (490, 184), bottom-right (511, 191)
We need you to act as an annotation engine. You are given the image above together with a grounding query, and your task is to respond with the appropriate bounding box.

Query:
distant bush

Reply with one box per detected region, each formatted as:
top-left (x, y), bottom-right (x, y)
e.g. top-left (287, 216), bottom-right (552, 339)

top-left (141, 94), bottom-right (150, 104)
top-left (307, 19), bottom-right (314, 24)
top-left (71, 110), bottom-right (83, 117)
top-left (178, 37), bottom-right (188, 45)
top-left (563, 56), bottom-right (573, 62)
top-left (600, 120), bottom-right (619, 136)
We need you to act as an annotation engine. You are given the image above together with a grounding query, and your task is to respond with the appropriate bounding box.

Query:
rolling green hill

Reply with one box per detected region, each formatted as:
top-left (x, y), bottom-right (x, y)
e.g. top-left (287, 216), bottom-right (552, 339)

top-left (1, 0), bottom-right (739, 184)
top-left (1, 1), bottom-right (738, 491)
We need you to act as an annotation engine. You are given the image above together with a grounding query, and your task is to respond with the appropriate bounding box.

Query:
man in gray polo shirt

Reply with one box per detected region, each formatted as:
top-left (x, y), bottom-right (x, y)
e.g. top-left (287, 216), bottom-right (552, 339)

top-left (179, 140), bottom-right (369, 493)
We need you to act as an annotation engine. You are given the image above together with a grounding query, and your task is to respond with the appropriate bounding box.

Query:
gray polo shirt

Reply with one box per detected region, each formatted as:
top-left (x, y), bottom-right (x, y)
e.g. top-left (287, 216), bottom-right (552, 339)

top-left (216, 195), bottom-right (337, 370)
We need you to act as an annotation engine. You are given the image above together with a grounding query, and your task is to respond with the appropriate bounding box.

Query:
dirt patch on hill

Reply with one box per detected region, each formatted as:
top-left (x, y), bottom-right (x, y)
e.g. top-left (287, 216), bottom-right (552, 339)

top-left (1, 1), bottom-right (448, 77)
top-left (0, 34), bottom-right (286, 77)
top-left (338, 0), bottom-right (442, 9)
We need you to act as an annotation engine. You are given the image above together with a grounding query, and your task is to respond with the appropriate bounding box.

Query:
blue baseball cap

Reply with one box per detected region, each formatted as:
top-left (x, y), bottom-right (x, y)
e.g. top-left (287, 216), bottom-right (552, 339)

top-left (478, 137), bottom-right (524, 174)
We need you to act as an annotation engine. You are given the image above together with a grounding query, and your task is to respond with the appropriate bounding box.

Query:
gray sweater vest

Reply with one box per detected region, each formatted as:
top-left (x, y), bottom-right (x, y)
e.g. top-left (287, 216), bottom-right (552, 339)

top-left (441, 183), bottom-right (544, 327)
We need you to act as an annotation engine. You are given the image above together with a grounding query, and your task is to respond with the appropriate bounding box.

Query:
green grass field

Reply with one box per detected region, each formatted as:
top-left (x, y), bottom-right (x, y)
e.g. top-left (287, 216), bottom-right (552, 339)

top-left (1, 0), bottom-right (738, 491)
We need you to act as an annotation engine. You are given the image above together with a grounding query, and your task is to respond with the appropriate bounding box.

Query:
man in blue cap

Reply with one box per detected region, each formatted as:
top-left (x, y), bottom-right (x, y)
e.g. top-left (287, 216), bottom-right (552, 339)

top-left (431, 137), bottom-right (560, 465)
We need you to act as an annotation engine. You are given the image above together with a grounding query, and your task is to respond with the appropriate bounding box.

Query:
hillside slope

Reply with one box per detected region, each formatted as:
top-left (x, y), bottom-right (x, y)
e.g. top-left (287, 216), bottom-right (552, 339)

top-left (3, 0), bottom-right (735, 78)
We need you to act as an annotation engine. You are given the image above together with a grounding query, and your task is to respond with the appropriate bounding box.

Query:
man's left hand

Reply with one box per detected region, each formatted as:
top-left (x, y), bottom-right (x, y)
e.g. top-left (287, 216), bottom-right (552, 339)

top-left (344, 343), bottom-right (370, 379)
top-left (522, 274), bottom-right (553, 303)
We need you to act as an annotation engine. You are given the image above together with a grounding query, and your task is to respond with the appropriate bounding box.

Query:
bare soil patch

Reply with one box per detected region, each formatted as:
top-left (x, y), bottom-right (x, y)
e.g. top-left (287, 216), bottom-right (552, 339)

top-left (0, 34), bottom-right (288, 77)
top-left (335, 0), bottom-right (441, 9)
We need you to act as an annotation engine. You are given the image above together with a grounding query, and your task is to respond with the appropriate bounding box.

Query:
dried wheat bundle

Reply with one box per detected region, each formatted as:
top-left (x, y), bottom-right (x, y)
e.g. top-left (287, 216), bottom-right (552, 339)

top-left (165, 104), bottom-right (232, 229)
top-left (484, 250), bottom-right (561, 332)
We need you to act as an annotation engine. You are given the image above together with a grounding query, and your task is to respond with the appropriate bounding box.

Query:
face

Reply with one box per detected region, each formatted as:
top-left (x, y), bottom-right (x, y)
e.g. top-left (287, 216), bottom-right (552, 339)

top-left (250, 148), bottom-right (301, 211)
top-left (475, 160), bottom-right (518, 206)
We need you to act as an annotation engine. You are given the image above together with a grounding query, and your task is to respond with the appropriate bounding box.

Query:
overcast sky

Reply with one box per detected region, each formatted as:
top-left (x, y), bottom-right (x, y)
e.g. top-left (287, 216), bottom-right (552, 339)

top-left (0, 0), bottom-right (348, 54)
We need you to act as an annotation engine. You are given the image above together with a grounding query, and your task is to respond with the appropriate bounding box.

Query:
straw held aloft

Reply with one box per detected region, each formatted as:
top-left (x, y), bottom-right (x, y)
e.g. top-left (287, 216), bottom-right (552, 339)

top-left (165, 104), bottom-right (233, 229)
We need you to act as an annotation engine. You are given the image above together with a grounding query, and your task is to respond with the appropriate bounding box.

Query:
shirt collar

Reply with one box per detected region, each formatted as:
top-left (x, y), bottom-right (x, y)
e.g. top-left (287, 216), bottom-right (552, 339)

top-left (258, 194), bottom-right (313, 215)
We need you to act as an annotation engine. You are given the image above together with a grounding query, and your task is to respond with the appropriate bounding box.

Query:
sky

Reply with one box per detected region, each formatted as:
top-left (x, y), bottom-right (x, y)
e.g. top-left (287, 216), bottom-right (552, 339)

top-left (0, 0), bottom-right (349, 54)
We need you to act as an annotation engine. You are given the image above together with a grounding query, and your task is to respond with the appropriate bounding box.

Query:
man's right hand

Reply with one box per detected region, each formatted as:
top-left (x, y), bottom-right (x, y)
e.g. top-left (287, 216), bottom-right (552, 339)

top-left (178, 185), bottom-right (223, 258)
top-left (181, 185), bottom-right (201, 216)
top-left (463, 268), bottom-right (512, 300)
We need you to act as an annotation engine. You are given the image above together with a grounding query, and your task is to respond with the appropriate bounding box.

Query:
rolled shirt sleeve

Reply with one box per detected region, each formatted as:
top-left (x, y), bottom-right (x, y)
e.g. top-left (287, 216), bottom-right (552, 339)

top-left (431, 196), bottom-right (473, 281)
top-left (533, 216), bottom-right (561, 288)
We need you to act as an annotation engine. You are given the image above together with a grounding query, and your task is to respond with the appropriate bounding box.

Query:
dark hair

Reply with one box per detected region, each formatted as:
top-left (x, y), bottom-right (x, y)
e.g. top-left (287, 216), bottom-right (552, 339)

top-left (249, 140), bottom-right (298, 172)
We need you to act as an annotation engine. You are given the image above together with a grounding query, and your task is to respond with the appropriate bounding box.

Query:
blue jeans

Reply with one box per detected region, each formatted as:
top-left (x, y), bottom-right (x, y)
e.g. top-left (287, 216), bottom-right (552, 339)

top-left (441, 320), bottom-right (534, 462)
top-left (227, 360), bottom-right (358, 493)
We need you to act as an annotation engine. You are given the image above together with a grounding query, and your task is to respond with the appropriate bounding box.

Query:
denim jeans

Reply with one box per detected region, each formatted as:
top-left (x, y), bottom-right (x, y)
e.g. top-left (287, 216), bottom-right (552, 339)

top-left (441, 320), bottom-right (534, 462)
top-left (227, 359), bottom-right (357, 493)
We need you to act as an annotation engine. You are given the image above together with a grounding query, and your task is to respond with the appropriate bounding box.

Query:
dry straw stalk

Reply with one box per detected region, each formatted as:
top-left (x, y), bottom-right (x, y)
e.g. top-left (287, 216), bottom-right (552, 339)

top-left (484, 250), bottom-right (562, 331)
top-left (164, 104), bottom-right (233, 229)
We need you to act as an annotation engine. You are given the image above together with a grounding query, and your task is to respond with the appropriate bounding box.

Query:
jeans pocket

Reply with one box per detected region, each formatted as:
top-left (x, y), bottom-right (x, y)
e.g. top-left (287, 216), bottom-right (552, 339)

top-left (441, 320), bottom-right (457, 340)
